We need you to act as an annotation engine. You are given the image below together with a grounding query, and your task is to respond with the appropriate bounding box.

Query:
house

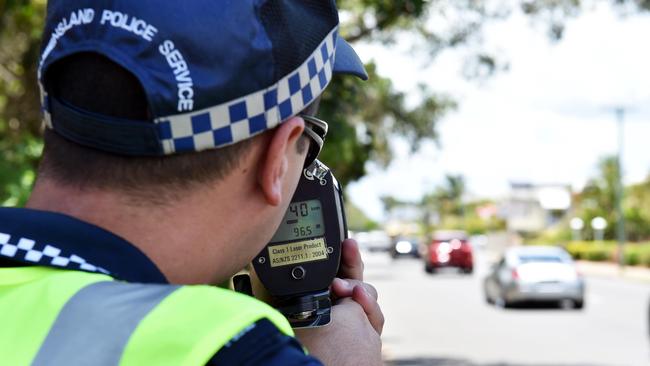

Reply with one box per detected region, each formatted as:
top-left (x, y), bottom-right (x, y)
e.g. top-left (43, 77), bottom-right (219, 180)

top-left (505, 182), bottom-right (571, 234)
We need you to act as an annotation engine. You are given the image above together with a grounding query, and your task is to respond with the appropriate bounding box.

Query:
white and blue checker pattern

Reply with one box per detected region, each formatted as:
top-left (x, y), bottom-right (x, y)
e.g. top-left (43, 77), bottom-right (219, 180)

top-left (0, 232), bottom-right (109, 275)
top-left (154, 27), bottom-right (339, 154)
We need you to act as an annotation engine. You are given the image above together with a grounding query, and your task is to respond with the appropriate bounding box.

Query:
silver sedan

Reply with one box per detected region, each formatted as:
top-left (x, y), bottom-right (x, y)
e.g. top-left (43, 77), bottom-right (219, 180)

top-left (484, 246), bottom-right (585, 309)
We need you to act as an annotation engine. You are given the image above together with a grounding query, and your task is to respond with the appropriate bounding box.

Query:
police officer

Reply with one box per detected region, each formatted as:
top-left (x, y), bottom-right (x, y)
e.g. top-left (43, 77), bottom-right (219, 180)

top-left (0, 1), bottom-right (383, 365)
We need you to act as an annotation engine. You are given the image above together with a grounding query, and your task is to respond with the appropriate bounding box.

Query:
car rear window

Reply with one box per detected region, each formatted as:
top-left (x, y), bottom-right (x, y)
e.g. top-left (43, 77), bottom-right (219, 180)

top-left (518, 255), bottom-right (567, 263)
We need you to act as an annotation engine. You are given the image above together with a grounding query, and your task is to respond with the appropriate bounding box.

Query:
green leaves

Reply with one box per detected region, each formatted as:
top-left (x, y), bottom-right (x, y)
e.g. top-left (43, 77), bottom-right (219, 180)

top-left (339, 0), bottom-right (428, 43)
top-left (573, 155), bottom-right (650, 241)
top-left (319, 62), bottom-right (454, 186)
top-left (0, 0), bottom-right (45, 206)
top-left (0, 136), bottom-right (41, 206)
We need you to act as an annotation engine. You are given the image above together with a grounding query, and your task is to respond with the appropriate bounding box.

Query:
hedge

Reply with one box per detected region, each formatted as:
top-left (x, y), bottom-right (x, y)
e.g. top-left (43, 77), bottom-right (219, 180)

top-left (564, 241), bottom-right (650, 267)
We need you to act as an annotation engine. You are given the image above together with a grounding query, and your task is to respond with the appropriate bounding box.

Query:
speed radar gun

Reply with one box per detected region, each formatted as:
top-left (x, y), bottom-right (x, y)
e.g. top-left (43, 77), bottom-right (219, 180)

top-left (252, 160), bottom-right (347, 328)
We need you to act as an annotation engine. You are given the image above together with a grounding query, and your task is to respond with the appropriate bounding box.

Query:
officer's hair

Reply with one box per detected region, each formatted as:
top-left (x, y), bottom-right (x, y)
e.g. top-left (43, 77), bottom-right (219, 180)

top-left (39, 53), bottom-right (311, 204)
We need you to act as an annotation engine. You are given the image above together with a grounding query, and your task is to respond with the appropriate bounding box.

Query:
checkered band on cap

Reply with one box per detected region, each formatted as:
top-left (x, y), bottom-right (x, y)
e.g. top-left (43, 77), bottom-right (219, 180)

top-left (154, 27), bottom-right (338, 154)
top-left (0, 232), bottom-right (109, 275)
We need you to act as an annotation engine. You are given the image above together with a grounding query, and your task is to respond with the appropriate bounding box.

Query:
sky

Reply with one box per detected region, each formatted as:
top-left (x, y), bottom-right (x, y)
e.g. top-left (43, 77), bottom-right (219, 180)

top-left (347, 4), bottom-right (650, 222)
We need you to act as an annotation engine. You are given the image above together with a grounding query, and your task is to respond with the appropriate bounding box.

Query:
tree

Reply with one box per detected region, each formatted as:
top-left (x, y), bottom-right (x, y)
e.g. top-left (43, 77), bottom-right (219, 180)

top-left (519, 0), bottom-right (650, 39)
top-left (0, 1), bottom-right (46, 205)
top-left (575, 155), bottom-right (650, 241)
top-left (576, 156), bottom-right (619, 239)
top-left (382, 174), bottom-right (505, 235)
top-left (624, 177), bottom-right (650, 241)
top-left (346, 200), bottom-right (380, 231)
top-left (420, 174), bottom-right (466, 229)
top-left (318, 64), bottom-right (455, 185)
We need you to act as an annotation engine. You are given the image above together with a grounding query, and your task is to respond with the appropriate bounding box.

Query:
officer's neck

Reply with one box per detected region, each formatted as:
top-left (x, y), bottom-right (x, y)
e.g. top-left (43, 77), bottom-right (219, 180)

top-left (26, 166), bottom-right (276, 285)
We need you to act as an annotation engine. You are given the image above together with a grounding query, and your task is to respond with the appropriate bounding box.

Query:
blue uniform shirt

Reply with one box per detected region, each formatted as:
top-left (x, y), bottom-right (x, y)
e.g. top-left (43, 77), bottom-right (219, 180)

top-left (0, 207), bottom-right (322, 366)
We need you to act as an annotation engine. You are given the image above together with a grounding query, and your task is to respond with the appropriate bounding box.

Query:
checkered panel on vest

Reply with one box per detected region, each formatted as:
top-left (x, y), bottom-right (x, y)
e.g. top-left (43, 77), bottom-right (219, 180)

top-left (0, 232), bottom-right (109, 274)
top-left (155, 28), bottom-right (338, 154)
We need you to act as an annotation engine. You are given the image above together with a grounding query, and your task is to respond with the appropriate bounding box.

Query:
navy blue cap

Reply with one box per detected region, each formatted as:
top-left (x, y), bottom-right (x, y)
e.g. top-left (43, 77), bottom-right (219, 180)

top-left (38, 0), bottom-right (367, 156)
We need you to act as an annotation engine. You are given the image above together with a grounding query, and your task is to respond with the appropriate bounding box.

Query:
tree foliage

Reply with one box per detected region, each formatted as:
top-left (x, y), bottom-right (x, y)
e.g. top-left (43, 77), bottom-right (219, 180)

top-left (574, 155), bottom-right (650, 241)
top-left (625, 179), bottom-right (650, 241)
top-left (421, 174), bottom-right (466, 219)
top-left (575, 156), bottom-right (620, 239)
top-left (319, 63), bottom-right (454, 184)
top-left (382, 174), bottom-right (505, 235)
top-left (346, 200), bottom-right (380, 231)
top-left (0, 0), bottom-right (46, 205)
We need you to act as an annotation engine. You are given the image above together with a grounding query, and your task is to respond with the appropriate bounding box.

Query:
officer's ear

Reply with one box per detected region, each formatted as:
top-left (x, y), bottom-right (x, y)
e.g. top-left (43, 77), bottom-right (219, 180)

top-left (258, 116), bottom-right (305, 206)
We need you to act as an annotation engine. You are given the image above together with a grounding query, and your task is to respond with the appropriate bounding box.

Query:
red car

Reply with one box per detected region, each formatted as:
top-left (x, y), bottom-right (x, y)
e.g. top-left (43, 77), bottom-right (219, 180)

top-left (424, 230), bottom-right (473, 274)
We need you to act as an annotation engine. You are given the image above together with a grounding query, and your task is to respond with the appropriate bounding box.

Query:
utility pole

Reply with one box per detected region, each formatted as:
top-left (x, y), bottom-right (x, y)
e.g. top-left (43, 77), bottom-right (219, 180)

top-left (614, 107), bottom-right (626, 269)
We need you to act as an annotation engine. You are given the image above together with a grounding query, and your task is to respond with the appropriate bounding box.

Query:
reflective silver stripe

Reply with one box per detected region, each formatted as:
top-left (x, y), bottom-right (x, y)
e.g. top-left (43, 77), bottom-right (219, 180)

top-left (32, 281), bottom-right (179, 366)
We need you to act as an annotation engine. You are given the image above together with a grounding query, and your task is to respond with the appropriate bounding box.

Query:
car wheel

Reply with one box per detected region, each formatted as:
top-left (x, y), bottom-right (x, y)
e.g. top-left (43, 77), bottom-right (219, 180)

top-left (494, 290), bottom-right (511, 308)
top-left (559, 299), bottom-right (581, 310)
top-left (483, 282), bottom-right (494, 304)
top-left (424, 263), bottom-right (435, 274)
top-left (484, 292), bottom-right (494, 305)
top-left (463, 267), bottom-right (473, 275)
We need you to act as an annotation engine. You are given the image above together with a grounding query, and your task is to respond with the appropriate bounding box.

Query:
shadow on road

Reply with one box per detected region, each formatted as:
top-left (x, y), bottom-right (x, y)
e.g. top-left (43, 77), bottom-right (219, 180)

top-left (386, 357), bottom-right (598, 366)
top-left (494, 302), bottom-right (584, 311)
top-left (424, 273), bottom-right (475, 279)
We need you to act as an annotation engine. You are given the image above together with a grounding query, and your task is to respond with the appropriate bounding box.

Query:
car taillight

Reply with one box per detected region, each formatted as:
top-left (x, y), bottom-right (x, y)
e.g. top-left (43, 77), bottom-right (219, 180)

top-left (428, 245), bottom-right (437, 258)
top-left (435, 242), bottom-right (451, 253)
top-left (511, 268), bottom-right (520, 280)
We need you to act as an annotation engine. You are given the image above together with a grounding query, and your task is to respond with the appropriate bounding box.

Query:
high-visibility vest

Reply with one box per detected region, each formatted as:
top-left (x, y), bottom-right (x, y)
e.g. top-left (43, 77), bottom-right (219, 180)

top-left (0, 266), bottom-right (295, 365)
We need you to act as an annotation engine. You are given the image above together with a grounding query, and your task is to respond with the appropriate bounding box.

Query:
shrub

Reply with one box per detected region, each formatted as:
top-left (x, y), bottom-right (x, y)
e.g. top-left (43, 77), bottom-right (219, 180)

top-left (623, 243), bottom-right (650, 267)
top-left (563, 241), bottom-right (650, 266)
top-left (641, 255), bottom-right (650, 267)
top-left (624, 250), bottom-right (641, 266)
top-left (584, 246), bottom-right (612, 262)
top-left (565, 241), bottom-right (615, 262)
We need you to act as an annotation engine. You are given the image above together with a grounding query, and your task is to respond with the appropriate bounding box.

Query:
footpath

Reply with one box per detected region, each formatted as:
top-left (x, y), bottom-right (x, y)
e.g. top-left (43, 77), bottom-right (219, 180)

top-left (577, 260), bottom-right (650, 283)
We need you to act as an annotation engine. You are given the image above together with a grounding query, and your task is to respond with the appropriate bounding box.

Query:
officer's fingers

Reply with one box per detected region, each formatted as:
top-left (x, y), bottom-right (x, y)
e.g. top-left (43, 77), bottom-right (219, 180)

top-left (338, 239), bottom-right (364, 281)
top-left (331, 278), bottom-right (377, 301)
top-left (331, 278), bottom-right (354, 299)
top-left (352, 285), bottom-right (384, 335)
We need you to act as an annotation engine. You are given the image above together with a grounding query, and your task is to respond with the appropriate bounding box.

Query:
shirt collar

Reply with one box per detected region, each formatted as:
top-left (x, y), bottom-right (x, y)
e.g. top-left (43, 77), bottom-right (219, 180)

top-left (0, 207), bottom-right (167, 283)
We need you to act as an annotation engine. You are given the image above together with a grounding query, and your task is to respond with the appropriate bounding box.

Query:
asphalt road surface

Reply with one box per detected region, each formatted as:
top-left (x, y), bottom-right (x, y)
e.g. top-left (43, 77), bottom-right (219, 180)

top-left (363, 249), bottom-right (650, 366)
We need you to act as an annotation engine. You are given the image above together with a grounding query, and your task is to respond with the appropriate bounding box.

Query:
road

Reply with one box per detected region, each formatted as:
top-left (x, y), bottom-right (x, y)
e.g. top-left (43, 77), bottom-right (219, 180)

top-left (362, 249), bottom-right (650, 366)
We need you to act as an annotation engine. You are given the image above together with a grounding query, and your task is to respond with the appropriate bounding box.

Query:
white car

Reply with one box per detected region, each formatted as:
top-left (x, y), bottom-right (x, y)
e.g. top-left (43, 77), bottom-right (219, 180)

top-left (484, 246), bottom-right (585, 309)
top-left (351, 230), bottom-right (392, 252)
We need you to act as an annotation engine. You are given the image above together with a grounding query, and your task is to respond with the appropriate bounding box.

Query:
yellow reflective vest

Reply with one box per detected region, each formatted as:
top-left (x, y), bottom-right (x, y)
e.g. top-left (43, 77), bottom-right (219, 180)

top-left (0, 266), bottom-right (294, 365)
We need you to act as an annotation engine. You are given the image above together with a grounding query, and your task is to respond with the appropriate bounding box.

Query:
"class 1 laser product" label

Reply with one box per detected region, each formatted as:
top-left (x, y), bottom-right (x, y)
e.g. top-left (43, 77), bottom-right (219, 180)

top-left (268, 238), bottom-right (328, 268)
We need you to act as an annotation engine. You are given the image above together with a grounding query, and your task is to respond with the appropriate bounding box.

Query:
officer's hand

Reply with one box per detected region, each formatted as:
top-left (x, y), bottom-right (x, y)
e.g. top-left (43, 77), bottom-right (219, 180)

top-left (330, 278), bottom-right (383, 335)
top-left (330, 239), bottom-right (384, 335)
top-left (295, 297), bottom-right (382, 366)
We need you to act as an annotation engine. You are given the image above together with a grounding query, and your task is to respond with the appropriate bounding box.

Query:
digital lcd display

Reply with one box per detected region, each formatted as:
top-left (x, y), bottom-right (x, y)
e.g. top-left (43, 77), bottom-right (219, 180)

top-left (268, 238), bottom-right (328, 268)
top-left (270, 199), bottom-right (325, 243)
